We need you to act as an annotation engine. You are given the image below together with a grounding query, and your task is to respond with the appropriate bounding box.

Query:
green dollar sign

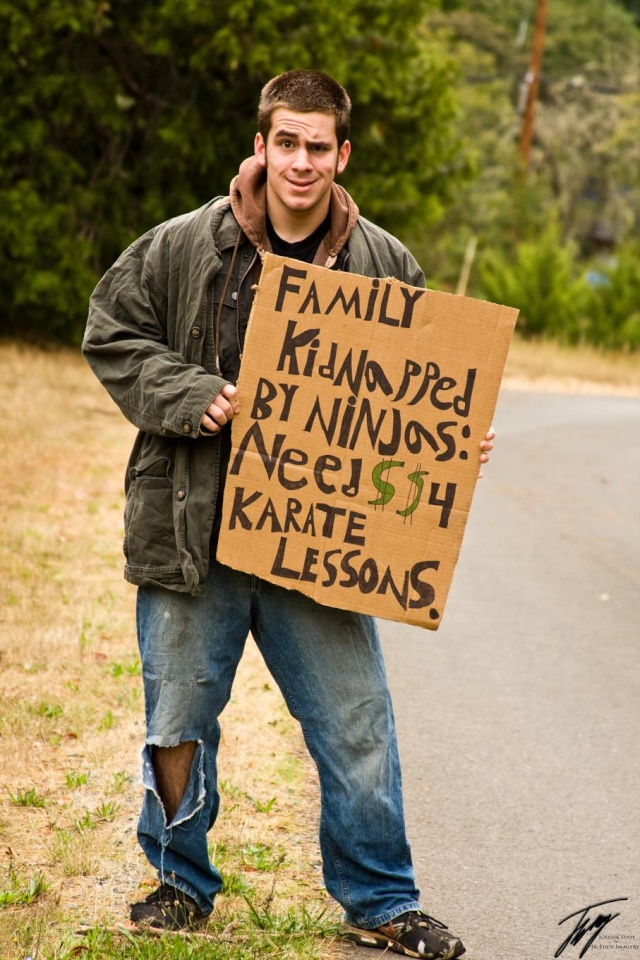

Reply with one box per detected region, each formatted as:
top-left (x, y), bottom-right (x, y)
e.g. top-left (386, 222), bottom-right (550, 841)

top-left (397, 469), bottom-right (429, 518)
top-left (369, 460), bottom-right (405, 506)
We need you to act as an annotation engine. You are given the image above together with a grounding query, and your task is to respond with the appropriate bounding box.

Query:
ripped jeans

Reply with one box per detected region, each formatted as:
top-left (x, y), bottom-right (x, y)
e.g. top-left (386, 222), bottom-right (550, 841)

top-left (136, 560), bottom-right (420, 927)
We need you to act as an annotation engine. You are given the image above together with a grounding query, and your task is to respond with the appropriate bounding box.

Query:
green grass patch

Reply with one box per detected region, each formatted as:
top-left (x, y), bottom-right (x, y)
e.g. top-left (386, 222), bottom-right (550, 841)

top-left (0, 868), bottom-right (48, 907)
top-left (108, 658), bottom-right (142, 678)
top-left (221, 871), bottom-right (255, 897)
top-left (50, 827), bottom-right (99, 877)
top-left (110, 771), bottom-right (131, 793)
top-left (240, 842), bottom-right (285, 873)
top-left (276, 755), bottom-right (302, 784)
top-left (7, 786), bottom-right (47, 808)
top-left (65, 771), bottom-right (89, 789)
top-left (94, 800), bottom-right (119, 822)
top-left (35, 700), bottom-right (63, 719)
top-left (98, 710), bottom-right (114, 731)
top-left (53, 900), bottom-right (340, 958)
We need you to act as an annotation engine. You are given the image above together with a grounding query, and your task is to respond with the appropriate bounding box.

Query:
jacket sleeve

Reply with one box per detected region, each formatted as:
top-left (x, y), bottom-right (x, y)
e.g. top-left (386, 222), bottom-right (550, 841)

top-left (407, 258), bottom-right (426, 289)
top-left (348, 217), bottom-right (426, 289)
top-left (83, 230), bottom-right (227, 439)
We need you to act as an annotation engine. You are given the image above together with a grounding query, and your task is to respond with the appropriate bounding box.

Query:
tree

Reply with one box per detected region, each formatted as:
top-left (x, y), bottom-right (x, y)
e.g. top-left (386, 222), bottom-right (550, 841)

top-left (616, 0), bottom-right (640, 24)
top-left (0, 0), bottom-right (463, 343)
top-left (414, 0), bottom-right (640, 292)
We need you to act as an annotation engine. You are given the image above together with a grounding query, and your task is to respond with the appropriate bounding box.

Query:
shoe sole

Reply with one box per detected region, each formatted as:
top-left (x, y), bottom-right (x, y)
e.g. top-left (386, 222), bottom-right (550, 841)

top-left (338, 922), bottom-right (465, 959)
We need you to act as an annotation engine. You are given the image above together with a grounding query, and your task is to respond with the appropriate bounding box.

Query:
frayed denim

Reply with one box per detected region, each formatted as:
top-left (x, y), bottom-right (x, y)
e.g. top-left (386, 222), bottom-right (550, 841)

top-left (136, 560), bottom-right (420, 925)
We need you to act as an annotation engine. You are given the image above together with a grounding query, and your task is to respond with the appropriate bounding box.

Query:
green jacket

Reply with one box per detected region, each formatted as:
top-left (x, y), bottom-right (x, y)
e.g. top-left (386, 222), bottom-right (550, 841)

top-left (83, 163), bottom-right (425, 594)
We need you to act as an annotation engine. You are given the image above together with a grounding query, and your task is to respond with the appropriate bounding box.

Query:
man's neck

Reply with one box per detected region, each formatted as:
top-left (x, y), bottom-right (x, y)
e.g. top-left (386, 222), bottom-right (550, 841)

top-left (266, 191), bottom-right (331, 243)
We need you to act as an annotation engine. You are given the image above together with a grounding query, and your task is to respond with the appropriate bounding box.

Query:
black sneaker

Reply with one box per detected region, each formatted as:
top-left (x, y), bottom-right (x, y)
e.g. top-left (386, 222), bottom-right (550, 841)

top-left (129, 883), bottom-right (206, 931)
top-left (339, 910), bottom-right (465, 959)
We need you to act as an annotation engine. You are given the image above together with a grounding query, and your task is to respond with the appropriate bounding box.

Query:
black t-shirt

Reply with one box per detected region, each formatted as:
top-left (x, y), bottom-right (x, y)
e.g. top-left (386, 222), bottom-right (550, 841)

top-left (211, 217), bottom-right (332, 553)
top-left (266, 212), bottom-right (331, 264)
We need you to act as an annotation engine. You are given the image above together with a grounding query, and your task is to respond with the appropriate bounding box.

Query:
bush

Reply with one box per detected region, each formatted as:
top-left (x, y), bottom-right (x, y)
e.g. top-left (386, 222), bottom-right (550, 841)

top-left (478, 223), bottom-right (590, 343)
top-left (582, 244), bottom-right (640, 350)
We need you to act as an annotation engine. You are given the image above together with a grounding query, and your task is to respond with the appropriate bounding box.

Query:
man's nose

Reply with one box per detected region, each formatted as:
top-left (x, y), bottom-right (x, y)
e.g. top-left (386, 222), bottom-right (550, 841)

top-left (291, 147), bottom-right (311, 170)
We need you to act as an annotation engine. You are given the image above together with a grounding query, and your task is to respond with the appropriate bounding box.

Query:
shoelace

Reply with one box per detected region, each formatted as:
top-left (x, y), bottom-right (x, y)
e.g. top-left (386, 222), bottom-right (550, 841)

top-left (402, 912), bottom-right (450, 931)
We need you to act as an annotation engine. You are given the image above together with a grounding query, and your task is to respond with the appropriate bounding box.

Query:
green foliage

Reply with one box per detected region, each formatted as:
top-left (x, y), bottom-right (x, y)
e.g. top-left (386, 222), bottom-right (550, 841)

top-left (98, 710), bottom-right (114, 731)
top-left (0, 0), bottom-right (463, 345)
top-left (7, 786), bottom-right (47, 807)
top-left (108, 658), bottom-right (141, 677)
top-left (583, 244), bottom-right (640, 349)
top-left (617, 0), bottom-right (640, 25)
top-left (35, 700), bottom-right (63, 719)
top-left (74, 809), bottom-right (97, 832)
top-left (111, 770), bottom-right (131, 792)
top-left (240, 842), bottom-right (285, 873)
top-left (65, 771), bottom-right (89, 789)
top-left (243, 896), bottom-right (337, 936)
top-left (0, 866), bottom-right (48, 907)
top-left (94, 799), bottom-right (120, 822)
top-left (479, 223), bottom-right (589, 342)
top-left (59, 903), bottom-right (337, 957)
top-left (218, 779), bottom-right (277, 813)
top-left (3, 0), bottom-right (640, 349)
top-left (438, 0), bottom-right (640, 83)
top-left (413, 0), bottom-right (640, 352)
top-left (221, 871), bottom-right (254, 897)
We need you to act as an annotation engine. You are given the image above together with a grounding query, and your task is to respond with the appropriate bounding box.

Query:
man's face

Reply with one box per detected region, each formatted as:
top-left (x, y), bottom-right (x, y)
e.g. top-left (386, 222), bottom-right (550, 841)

top-left (255, 108), bottom-right (351, 220)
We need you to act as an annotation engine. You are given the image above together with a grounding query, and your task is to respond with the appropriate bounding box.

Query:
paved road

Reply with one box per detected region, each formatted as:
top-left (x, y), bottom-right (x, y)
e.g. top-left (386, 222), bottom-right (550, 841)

top-left (379, 388), bottom-right (640, 960)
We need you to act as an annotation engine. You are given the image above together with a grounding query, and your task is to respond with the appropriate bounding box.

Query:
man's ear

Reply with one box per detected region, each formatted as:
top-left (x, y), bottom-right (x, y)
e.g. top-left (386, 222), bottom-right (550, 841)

top-left (255, 132), bottom-right (267, 168)
top-left (337, 140), bottom-right (351, 175)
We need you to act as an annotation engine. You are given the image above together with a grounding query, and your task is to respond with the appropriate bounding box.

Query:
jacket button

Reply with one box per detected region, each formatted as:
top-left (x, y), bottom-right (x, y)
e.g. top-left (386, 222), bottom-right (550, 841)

top-left (190, 326), bottom-right (202, 339)
top-left (176, 489), bottom-right (186, 501)
top-left (182, 421), bottom-right (192, 434)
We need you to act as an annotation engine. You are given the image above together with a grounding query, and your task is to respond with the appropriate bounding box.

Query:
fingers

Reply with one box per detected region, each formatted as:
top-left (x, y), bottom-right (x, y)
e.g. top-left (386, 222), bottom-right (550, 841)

top-left (200, 385), bottom-right (240, 434)
top-left (479, 426), bottom-right (495, 451)
top-left (479, 425), bottom-right (495, 459)
top-left (220, 383), bottom-right (241, 414)
top-left (478, 425), bottom-right (495, 478)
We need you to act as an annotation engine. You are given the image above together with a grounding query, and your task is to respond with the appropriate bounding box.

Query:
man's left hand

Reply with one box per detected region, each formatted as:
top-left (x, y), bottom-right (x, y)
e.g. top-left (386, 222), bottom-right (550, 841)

top-left (478, 426), bottom-right (495, 479)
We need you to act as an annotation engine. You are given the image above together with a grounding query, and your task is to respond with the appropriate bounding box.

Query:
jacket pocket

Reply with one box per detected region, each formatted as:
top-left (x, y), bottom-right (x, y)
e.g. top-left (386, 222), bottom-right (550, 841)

top-left (124, 455), bottom-right (181, 572)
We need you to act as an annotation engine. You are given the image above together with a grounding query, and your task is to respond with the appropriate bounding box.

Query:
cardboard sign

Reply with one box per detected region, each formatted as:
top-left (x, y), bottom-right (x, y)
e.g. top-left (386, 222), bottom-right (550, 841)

top-left (217, 254), bottom-right (517, 629)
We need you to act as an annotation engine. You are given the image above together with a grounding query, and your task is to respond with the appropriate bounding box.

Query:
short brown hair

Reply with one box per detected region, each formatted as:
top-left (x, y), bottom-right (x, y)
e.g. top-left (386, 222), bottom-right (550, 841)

top-left (258, 70), bottom-right (351, 146)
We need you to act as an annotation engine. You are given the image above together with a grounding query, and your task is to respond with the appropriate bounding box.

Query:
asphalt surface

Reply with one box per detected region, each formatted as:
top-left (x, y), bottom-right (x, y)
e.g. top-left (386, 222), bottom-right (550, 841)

top-left (379, 388), bottom-right (640, 960)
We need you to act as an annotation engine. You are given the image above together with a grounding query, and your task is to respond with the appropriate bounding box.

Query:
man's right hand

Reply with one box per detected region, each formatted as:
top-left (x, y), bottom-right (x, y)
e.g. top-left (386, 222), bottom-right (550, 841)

top-left (200, 384), bottom-right (241, 434)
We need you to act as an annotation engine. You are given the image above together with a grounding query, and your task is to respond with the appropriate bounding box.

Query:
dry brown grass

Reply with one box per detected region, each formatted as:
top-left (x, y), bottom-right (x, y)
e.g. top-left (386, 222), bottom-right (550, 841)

top-left (504, 334), bottom-right (640, 395)
top-left (0, 343), bottom-right (347, 957)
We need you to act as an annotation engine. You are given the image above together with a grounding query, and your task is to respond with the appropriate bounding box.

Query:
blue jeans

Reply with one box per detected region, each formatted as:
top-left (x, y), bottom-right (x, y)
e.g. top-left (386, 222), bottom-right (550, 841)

top-left (136, 560), bottom-right (420, 927)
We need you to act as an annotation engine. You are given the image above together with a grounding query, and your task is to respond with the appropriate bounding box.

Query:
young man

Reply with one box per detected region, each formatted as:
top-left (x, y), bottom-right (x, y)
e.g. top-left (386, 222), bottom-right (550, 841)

top-left (84, 70), bottom-right (493, 960)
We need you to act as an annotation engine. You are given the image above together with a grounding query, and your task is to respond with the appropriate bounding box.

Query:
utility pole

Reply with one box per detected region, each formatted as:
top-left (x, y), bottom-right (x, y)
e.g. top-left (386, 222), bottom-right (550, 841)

top-left (519, 0), bottom-right (550, 169)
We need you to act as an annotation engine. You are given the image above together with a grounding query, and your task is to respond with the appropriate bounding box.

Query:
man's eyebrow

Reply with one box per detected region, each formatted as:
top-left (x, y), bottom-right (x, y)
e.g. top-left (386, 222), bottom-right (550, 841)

top-left (273, 128), bottom-right (332, 148)
top-left (272, 127), bottom-right (299, 138)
